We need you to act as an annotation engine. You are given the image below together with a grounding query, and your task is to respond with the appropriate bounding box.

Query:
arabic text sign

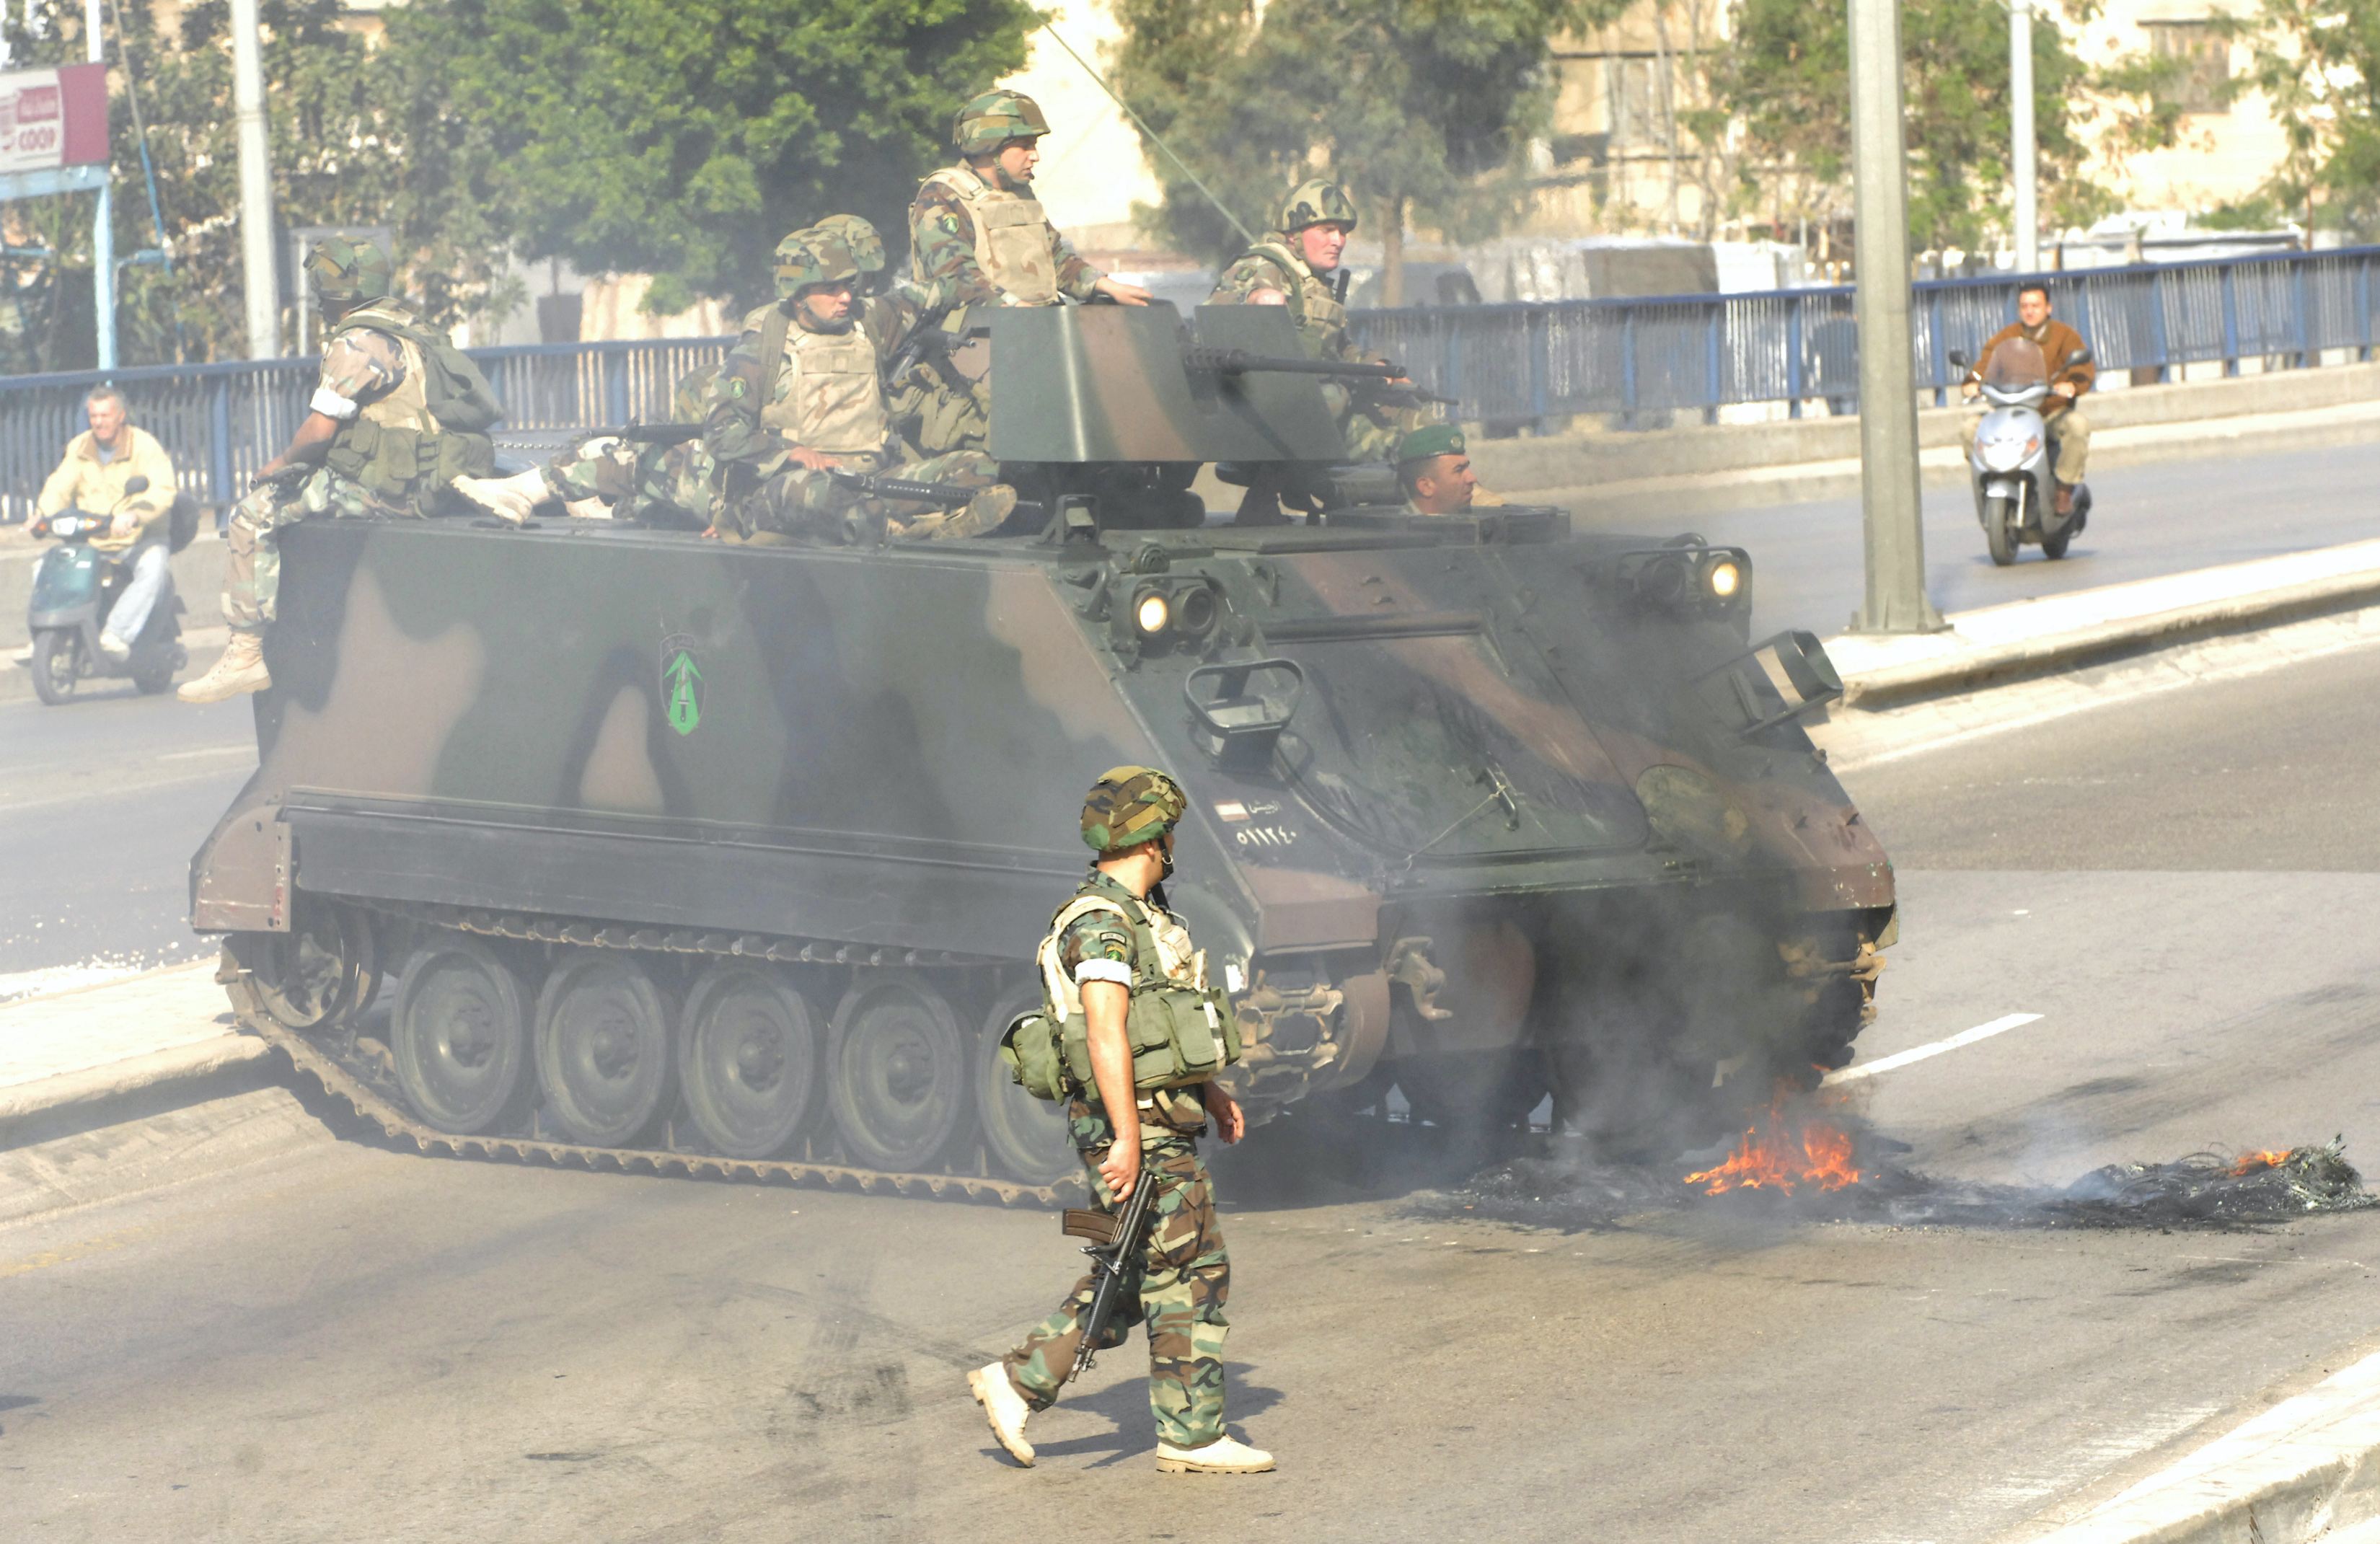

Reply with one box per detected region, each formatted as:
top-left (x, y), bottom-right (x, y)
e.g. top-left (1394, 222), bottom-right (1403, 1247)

top-left (0, 62), bottom-right (109, 177)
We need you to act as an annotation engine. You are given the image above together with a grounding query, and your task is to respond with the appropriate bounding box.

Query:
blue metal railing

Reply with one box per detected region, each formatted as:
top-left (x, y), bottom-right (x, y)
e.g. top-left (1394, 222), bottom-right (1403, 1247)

top-left (4, 246), bottom-right (2374, 520)
top-left (1347, 244), bottom-right (2380, 431)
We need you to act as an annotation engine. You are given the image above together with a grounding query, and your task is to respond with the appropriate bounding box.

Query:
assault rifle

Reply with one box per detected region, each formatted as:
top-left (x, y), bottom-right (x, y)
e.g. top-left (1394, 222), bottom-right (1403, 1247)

top-left (1062, 1160), bottom-right (1163, 1385)
top-left (1183, 345), bottom-right (1457, 407)
top-left (827, 467), bottom-right (982, 508)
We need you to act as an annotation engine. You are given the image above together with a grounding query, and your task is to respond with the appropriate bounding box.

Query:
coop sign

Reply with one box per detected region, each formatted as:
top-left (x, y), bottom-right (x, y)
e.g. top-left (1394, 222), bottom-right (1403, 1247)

top-left (0, 62), bottom-right (109, 177)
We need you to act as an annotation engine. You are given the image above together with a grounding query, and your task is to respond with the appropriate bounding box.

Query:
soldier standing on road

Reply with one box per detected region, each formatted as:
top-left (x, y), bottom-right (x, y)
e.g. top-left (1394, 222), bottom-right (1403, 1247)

top-left (898, 90), bottom-right (1151, 455)
top-left (969, 767), bottom-right (1274, 1478)
top-left (179, 238), bottom-right (498, 703)
top-left (1960, 282), bottom-right (2097, 516)
top-left (704, 225), bottom-right (1015, 544)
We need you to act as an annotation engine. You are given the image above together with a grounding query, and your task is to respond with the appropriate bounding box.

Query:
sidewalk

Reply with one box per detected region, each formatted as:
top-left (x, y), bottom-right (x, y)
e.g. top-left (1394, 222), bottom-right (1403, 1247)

top-left (0, 961), bottom-right (266, 1142)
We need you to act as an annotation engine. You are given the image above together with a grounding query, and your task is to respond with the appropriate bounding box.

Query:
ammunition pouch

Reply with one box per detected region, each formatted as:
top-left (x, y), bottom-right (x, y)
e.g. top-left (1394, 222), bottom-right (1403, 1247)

top-left (998, 1010), bottom-right (1073, 1103)
top-left (1003, 893), bottom-right (1244, 1104)
top-left (324, 418), bottom-right (493, 508)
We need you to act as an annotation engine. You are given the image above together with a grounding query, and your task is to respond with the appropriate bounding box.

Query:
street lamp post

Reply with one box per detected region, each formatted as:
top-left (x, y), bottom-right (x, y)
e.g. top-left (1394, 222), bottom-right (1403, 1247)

top-left (231, 0), bottom-right (278, 359)
top-left (2011, 0), bottom-right (2038, 272)
top-left (1849, 0), bottom-right (1943, 633)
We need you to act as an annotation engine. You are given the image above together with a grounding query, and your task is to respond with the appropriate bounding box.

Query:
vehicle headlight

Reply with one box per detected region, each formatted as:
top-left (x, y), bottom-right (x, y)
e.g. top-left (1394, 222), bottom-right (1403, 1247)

top-left (1979, 435), bottom-right (2029, 472)
top-left (1705, 558), bottom-right (1742, 601)
top-left (1134, 591), bottom-right (1172, 636)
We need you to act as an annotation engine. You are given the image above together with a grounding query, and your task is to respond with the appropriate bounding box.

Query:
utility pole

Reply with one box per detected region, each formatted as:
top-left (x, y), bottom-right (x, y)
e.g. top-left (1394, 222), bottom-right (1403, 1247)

top-left (1848, 0), bottom-right (1942, 633)
top-left (2010, 0), bottom-right (2038, 272)
top-left (230, 0), bottom-right (279, 358)
top-left (85, 0), bottom-right (113, 370)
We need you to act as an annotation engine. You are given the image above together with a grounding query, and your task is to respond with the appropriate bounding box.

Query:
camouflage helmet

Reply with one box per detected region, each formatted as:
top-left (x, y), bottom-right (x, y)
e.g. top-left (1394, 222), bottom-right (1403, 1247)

top-left (1279, 179), bottom-right (1359, 236)
top-left (1081, 765), bottom-right (1189, 853)
top-left (952, 89), bottom-right (1050, 156)
top-left (304, 236), bottom-right (395, 309)
top-left (773, 228), bottom-right (861, 300)
top-left (811, 213), bottom-right (887, 280)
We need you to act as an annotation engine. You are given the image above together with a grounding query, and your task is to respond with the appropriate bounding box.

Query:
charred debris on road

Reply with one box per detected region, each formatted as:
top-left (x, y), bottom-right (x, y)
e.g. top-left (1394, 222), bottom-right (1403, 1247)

top-left (1421, 1123), bottom-right (2379, 1235)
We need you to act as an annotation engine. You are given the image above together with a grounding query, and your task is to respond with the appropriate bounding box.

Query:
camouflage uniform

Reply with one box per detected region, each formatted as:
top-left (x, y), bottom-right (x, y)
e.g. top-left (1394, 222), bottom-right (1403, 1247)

top-left (226, 297), bottom-right (487, 629)
top-left (1209, 179), bottom-right (1417, 464)
top-left (705, 227), bottom-right (1005, 545)
top-left (1000, 869), bottom-right (1233, 1450)
top-left (540, 364), bottom-right (718, 528)
top-left (900, 91), bottom-right (1109, 456)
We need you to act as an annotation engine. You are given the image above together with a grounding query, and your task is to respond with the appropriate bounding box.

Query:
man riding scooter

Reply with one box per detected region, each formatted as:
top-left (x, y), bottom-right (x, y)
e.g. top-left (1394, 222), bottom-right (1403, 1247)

top-left (30, 387), bottom-right (188, 657)
top-left (1961, 283), bottom-right (2094, 519)
top-left (21, 387), bottom-right (195, 700)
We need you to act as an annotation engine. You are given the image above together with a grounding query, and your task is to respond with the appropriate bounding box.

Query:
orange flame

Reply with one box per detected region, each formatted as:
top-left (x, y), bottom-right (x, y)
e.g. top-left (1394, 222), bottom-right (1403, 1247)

top-left (2229, 1149), bottom-right (2293, 1176)
top-left (1685, 1095), bottom-right (1864, 1196)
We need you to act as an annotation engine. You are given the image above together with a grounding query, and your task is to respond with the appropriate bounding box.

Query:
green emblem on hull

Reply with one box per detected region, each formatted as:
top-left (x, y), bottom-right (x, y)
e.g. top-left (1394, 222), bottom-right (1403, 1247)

top-left (663, 637), bottom-right (702, 736)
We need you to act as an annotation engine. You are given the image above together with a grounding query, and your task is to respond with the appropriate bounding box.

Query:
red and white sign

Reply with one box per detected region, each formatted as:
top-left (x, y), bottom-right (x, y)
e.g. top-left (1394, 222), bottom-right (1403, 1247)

top-left (0, 61), bottom-right (110, 177)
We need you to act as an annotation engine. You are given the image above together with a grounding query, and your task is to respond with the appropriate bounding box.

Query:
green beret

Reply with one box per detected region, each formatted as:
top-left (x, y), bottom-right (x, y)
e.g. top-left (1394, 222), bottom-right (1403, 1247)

top-left (1396, 424), bottom-right (1466, 464)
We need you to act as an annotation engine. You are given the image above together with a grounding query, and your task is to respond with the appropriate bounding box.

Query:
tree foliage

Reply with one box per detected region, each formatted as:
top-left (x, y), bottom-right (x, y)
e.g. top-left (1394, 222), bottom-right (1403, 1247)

top-left (1111, 0), bottom-right (1613, 296)
top-left (1718, 0), bottom-right (2104, 255)
top-left (390, 0), bottom-right (1039, 316)
top-left (2218, 0), bottom-right (2380, 235)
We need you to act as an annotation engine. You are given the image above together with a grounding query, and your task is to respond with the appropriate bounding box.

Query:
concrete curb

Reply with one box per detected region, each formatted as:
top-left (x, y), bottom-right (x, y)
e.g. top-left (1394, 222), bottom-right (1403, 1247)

top-left (1837, 567), bottom-right (2380, 711)
top-left (0, 1034), bottom-right (277, 1149)
top-left (2023, 1347), bottom-right (2380, 1544)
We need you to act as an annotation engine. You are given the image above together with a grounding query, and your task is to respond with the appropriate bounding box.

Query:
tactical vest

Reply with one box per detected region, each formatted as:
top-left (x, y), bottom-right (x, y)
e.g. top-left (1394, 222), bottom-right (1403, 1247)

top-left (758, 314), bottom-right (889, 456)
top-left (919, 167), bottom-right (1062, 306)
top-left (320, 301), bottom-right (495, 505)
top-left (1245, 240), bottom-right (1347, 358)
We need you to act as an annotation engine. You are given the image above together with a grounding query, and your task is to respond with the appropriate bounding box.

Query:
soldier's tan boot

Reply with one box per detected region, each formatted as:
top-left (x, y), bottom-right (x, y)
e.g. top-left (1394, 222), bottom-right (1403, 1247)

top-left (177, 630), bottom-right (270, 703)
top-left (450, 469), bottom-right (547, 526)
top-left (968, 1362), bottom-right (1035, 1467)
top-left (1155, 1434), bottom-right (1275, 1475)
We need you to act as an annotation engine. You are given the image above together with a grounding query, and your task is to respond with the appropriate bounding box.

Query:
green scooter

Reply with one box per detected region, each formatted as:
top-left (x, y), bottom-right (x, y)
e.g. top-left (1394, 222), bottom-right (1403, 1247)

top-left (24, 477), bottom-right (194, 705)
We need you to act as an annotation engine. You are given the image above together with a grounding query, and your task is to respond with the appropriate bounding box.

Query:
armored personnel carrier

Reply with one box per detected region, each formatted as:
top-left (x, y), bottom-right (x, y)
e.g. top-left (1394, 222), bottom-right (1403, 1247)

top-left (192, 305), bottom-right (1894, 1202)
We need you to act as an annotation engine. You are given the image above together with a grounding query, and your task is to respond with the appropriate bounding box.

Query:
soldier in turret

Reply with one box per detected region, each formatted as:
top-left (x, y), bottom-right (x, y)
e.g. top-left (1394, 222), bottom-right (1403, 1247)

top-left (897, 90), bottom-right (1151, 456)
top-left (1395, 424), bottom-right (1478, 516)
top-left (704, 225), bottom-right (1015, 544)
top-left (180, 237), bottom-right (499, 703)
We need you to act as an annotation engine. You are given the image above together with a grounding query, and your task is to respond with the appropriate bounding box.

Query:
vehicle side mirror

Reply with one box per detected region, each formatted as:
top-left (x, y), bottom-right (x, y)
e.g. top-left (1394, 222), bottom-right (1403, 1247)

top-left (123, 476), bottom-right (150, 495)
top-left (1946, 349), bottom-right (1970, 370)
top-left (2065, 348), bottom-right (2092, 367)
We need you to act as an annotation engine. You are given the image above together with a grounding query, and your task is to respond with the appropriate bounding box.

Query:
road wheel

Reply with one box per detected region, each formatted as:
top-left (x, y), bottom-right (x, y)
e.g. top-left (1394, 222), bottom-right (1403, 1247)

top-left (393, 938), bottom-right (532, 1134)
top-left (1984, 497), bottom-right (2019, 566)
top-left (30, 629), bottom-right (79, 705)
top-left (678, 963), bottom-right (821, 1159)
top-left (828, 971), bottom-right (970, 1172)
top-left (246, 902), bottom-right (363, 1031)
top-left (974, 981), bottom-right (1075, 1186)
top-left (535, 952), bottom-right (675, 1147)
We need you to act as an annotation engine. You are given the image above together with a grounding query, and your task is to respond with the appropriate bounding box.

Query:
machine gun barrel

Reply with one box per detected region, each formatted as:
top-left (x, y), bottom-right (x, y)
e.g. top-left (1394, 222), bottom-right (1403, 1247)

top-left (1183, 346), bottom-right (1456, 406)
top-left (1067, 1160), bottom-right (1163, 1386)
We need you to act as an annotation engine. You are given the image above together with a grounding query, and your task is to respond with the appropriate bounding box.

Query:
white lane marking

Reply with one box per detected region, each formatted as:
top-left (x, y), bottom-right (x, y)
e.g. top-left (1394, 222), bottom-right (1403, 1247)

top-left (159, 744), bottom-right (252, 762)
top-left (1823, 1012), bottom-right (2044, 1085)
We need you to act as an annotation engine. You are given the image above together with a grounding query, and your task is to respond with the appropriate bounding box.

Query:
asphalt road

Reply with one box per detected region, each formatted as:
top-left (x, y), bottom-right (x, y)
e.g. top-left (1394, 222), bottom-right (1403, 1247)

top-left (0, 692), bottom-right (252, 990)
top-left (1603, 435), bottom-right (2380, 638)
top-left (6, 631), bottom-right (2380, 1542)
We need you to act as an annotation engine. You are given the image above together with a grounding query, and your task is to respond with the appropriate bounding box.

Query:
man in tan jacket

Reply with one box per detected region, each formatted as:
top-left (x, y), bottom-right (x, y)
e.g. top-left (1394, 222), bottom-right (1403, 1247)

top-left (1960, 283), bottom-right (2095, 515)
top-left (34, 386), bottom-right (180, 661)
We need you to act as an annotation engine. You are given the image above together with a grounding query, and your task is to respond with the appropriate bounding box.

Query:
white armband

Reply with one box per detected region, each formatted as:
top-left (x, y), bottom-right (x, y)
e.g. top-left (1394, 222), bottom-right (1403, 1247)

top-left (309, 387), bottom-right (360, 420)
top-left (1072, 959), bottom-right (1132, 987)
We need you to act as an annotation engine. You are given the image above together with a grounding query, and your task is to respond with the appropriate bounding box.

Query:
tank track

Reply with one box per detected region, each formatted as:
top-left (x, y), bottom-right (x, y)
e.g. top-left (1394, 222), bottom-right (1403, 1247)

top-left (224, 898), bottom-right (1076, 1209)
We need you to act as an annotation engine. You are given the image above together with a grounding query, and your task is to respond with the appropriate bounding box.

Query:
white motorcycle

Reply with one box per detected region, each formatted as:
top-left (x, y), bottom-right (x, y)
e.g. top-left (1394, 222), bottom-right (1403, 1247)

top-left (1947, 338), bottom-right (2093, 566)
